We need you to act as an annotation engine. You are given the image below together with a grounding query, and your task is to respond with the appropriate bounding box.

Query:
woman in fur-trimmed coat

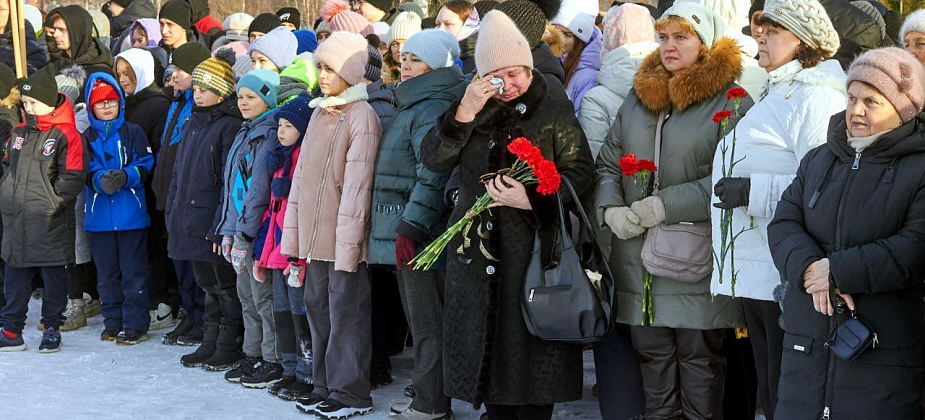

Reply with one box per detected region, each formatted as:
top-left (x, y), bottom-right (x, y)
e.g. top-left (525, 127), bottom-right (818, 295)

top-left (594, 4), bottom-right (754, 419)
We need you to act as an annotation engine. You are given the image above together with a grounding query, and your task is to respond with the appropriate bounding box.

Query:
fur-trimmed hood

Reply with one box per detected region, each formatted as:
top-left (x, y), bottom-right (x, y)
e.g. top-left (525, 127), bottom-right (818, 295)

top-left (633, 36), bottom-right (743, 112)
top-left (309, 83), bottom-right (369, 109)
top-left (544, 24), bottom-right (566, 58)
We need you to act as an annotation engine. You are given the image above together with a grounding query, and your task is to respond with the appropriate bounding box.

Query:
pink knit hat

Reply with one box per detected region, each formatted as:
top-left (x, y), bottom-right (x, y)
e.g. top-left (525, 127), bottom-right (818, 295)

top-left (847, 47), bottom-right (925, 123)
top-left (314, 31), bottom-right (370, 85)
top-left (322, 0), bottom-right (374, 36)
top-left (602, 4), bottom-right (656, 55)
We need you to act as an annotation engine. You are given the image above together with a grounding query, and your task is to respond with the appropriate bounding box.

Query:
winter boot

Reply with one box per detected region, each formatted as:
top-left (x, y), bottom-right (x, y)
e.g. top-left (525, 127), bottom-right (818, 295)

top-left (38, 298), bottom-right (87, 331)
top-left (224, 356), bottom-right (261, 382)
top-left (163, 309), bottom-right (195, 345)
top-left (149, 303), bottom-right (174, 331)
top-left (241, 360), bottom-right (284, 388)
top-left (279, 380), bottom-right (314, 401)
top-left (100, 327), bottom-right (121, 341)
top-left (314, 399), bottom-right (374, 419)
top-left (268, 376), bottom-right (297, 396)
top-left (202, 323), bottom-right (244, 372)
top-left (176, 322), bottom-right (204, 346)
top-left (116, 329), bottom-right (149, 345)
top-left (295, 393), bottom-right (327, 415)
top-left (0, 329), bottom-right (26, 352)
top-left (180, 322), bottom-right (219, 367)
top-left (38, 328), bottom-right (62, 353)
top-left (83, 293), bottom-right (101, 318)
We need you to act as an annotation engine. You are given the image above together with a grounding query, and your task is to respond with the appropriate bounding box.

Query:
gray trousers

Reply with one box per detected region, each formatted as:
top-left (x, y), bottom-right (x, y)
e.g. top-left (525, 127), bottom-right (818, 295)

top-left (397, 268), bottom-right (451, 414)
top-left (305, 261), bottom-right (373, 408)
top-left (237, 255), bottom-right (279, 362)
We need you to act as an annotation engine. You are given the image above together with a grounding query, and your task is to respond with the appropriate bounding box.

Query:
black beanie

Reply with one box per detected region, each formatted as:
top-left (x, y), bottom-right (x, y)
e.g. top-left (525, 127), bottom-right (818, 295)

top-left (474, 1), bottom-right (499, 20)
top-left (0, 64), bottom-right (14, 98)
top-left (277, 7), bottom-right (301, 28)
top-left (366, 0), bottom-right (392, 13)
top-left (250, 13), bottom-right (281, 36)
top-left (171, 42), bottom-right (211, 74)
top-left (112, 0), bottom-right (134, 8)
top-left (748, 0), bottom-right (765, 21)
top-left (160, 0), bottom-right (192, 30)
top-left (18, 66), bottom-right (58, 108)
top-left (496, 0), bottom-right (557, 48)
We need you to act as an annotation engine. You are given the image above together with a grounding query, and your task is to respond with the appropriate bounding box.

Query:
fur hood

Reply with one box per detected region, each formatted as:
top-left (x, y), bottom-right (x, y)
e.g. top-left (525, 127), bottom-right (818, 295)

top-left (544, 24), bottom-right (566, 58)
top-left (309, 83), bottom-right (369, 109)
top-left (634, 36), bottom-right (743, 112)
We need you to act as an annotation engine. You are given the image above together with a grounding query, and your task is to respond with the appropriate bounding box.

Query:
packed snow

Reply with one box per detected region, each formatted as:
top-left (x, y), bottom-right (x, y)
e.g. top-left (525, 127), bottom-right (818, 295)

top-left (0, 299), bottom-right (604, 419)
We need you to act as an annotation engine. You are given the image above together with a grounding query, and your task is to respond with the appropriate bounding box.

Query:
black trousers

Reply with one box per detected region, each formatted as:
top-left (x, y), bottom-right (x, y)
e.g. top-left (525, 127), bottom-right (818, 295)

top-left (742, 298), bottom-right (783, 420)
top-left (631, 326), bottom-right (726, 420)
top-left (369, 266), bottom-right (408, 377)
top-left (485, 404), bottom-right (554, 420)
top-left (66, 262), bottom-right (98, 300)
top-left (593, 323), bottom-right (646, 420)
top-left (722, 329), bottom-right (757, 420)
top-left (191, 261), bottom-right (242, 326)
top-left (147, 212), bottom-right (179, 309)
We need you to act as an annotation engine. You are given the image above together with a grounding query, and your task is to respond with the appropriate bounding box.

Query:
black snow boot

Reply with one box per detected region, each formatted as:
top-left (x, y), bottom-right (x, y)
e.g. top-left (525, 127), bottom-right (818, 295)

top-left (202, 323), bottom-right (244, 372)
top-left (162, 309), bottom-right (195, 345)
top-left (180, 322), bottom-right (219, 368)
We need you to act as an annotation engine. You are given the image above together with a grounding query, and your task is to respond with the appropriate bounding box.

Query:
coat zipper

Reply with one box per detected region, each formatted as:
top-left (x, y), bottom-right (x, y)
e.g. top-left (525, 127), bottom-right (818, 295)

top-left (822, 152), bottom-right (860, 420)
top-left (305, 112), bottom-right (347, 260)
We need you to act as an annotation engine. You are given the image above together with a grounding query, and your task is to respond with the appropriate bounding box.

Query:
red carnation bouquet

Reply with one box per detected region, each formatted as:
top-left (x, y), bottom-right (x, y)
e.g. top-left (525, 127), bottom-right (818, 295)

top-left (618, 154), bottom-right (658, 324)
top-left (410, 137), bottom-right (561, 270)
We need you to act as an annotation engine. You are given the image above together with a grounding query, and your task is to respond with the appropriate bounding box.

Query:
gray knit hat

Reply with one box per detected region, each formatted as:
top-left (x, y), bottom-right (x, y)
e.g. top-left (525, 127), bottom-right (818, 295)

top-left (852, 1), bottom-right (885, 42)
top-left (249, 26), bottom-right (298, 70)
top-left (55, 65), bottom-right (87, 105)
top-left (662, 2), bottom-right (725, 49)
top-left (900, 9), bottom-right (925, 42)
top-left (763, 0), bottom-right (839, 56)
top-left (402, 29), bottom-right (460, 70)
top-left (365, 42), bottom-right (383, 81)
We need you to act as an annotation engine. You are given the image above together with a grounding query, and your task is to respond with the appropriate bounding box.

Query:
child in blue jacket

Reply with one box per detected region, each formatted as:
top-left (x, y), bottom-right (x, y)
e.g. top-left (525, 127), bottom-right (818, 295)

top-left (83, 73), bottom-right (155, 345)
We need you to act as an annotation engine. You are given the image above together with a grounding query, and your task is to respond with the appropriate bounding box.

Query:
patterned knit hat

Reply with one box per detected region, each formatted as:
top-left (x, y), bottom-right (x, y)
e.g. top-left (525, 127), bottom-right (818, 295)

top-left (314, 31), bottom-right (369, 85)
top-left (249, 26), bottom-right (299, 70)
top-left (387, 11), bottom-right (422, 43)
top-left (847, 47), bottom-right (925, 123)
top-left (250, 13), bottom-right (282, 36)
top-left (277, 7), bottom-right (301, 28)
top-left (475, 11), bottom-right (533, 77)
top-left (495, 0), bottom-right (559, 49)
top-left (365, 41), bottom-right (383, 81)
top-left (763, 0), bottom-right (839, 56)
top-left (55, 65), bottom-right (87, 105)
top-left (192, 49), bottom-right (236, 98)
top-left (237, 69), bottom-right (280, 108)
top-left (323, 0), bottom-right (374, 36)
top-left (275, 93), bottom-right (313, 137)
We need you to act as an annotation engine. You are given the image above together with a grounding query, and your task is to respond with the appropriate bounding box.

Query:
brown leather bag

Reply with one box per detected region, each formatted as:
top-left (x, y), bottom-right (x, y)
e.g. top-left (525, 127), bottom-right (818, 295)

top-left (640, 111), bottom-right (713, 282)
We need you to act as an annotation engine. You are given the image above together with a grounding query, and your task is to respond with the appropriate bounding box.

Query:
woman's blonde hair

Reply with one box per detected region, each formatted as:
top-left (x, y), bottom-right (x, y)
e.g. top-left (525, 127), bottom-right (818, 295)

top-left (1, 86), bottom-right (20, 109)
top-left (654, 15), bottom-right (698, 38)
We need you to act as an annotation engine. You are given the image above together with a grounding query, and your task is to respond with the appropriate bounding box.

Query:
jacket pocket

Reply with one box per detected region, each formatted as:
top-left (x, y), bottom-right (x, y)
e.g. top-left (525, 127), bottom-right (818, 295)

top-left (783, 333), bottom-right (814, 355)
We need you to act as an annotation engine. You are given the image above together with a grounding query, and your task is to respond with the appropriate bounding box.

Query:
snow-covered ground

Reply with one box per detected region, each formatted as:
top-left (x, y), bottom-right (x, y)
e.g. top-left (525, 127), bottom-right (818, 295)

top-left (0, 300), bottom-right (602, 420)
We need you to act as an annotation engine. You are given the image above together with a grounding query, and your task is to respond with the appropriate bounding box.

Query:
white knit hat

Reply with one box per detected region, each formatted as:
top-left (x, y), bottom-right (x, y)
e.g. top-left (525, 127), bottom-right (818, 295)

top-left (551, 0), bottom-right (599, 44)
top-left (224, 13), bottom-right (255, 37)
top-left (662, 2), bottom-right (725, 49)
top-left (387, 11), bottom-right (422, 44)
top-left (763, 0), bottom-right (839, 56)
top-left (901, 9), bottom-right (925, 42)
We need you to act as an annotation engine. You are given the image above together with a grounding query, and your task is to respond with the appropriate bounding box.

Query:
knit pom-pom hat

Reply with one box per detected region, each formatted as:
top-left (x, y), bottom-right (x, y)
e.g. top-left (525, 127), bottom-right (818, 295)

top-left (322, 0), bottom-right (374, 36)
top-left (315, 31), bottom-right (370, 85)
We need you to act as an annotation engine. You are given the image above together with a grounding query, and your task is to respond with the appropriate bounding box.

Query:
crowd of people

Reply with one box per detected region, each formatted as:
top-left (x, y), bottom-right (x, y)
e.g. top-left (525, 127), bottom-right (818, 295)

top-left (0, 0), bottom-right (924, 419)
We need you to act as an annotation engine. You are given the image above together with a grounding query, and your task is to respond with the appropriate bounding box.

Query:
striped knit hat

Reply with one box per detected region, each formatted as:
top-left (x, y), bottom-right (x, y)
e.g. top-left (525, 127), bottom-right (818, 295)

top-left (192, 49), bottom-right (236, 99)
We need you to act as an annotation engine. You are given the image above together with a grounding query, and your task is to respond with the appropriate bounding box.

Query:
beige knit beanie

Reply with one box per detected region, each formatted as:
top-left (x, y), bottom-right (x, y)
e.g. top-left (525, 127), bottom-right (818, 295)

top-left (763, 0), bottom-right (839, 57)
top-left (847, 47), bottom-right (925, 124)
top-left (314, 31), bottom-right (370, 85)
top-left (474, 10), bottom-right (534, 78)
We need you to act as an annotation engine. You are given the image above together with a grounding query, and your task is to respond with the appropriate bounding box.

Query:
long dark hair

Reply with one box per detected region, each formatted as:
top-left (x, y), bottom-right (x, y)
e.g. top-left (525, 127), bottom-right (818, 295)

top-left (563, 33), bottom-right (588, 88)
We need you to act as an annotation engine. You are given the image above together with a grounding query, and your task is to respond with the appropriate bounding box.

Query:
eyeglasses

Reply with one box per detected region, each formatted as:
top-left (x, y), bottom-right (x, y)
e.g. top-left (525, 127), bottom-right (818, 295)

top-left (93, 100), bottom-right (119, 108)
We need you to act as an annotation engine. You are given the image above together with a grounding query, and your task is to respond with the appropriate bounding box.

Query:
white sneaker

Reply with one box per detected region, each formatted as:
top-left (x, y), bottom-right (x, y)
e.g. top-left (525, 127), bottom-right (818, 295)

top-left (83, 293), bottom-right (101, 318)
top-left (386, 406), bottom-right (453, 420)
top-left (37, 298), bottom-right (86, 331)
top-left (149, 303), bottom-right (174, 331)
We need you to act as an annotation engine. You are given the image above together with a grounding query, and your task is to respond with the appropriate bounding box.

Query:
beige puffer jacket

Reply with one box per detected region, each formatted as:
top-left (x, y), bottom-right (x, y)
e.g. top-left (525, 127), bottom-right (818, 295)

top-left (280, 83), bottom-right (383, 272)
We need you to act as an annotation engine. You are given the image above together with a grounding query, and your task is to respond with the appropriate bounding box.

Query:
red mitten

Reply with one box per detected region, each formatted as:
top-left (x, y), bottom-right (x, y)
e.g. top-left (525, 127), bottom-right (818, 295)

top-left (395, 234), bottom-right (417, 270)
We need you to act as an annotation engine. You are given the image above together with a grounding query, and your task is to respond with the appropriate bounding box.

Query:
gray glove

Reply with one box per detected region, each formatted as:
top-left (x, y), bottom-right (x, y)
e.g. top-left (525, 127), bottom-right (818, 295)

top-left (231, 234), bottom-right (253, 274)
top-left (99, 169), bottom-right (127, 194)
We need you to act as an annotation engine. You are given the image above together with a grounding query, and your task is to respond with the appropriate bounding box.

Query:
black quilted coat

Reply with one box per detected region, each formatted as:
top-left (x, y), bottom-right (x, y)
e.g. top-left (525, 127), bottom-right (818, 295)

top-left (422, 72), bottom-right (594, 406)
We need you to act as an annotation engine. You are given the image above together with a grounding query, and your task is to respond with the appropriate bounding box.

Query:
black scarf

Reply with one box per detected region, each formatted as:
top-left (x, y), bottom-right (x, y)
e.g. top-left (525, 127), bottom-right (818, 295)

top-left (266, 140), bottom-right (302, 199)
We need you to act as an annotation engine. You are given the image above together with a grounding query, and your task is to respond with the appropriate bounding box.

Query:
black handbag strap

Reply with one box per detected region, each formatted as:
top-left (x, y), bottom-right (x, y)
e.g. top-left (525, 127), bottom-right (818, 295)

top-left (556, 177), bottom-right (616, 295)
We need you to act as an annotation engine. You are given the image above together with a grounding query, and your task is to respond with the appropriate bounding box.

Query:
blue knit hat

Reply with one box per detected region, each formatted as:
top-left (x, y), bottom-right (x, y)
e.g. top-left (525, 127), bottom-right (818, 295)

top-left (237, 69), bottom-right (281, 108)
top-left (249, 26), bottom-right (298, 70)
top-left (401, 29), bottom-right (461, 70)
top-left (294, 29), bottom-right (318, 54)
top-left (274, 93), bottom-right (313, 137)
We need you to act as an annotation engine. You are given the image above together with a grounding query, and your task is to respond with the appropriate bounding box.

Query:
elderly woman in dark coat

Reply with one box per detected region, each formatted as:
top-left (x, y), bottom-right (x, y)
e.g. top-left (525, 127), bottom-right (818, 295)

top-left (421, 10), bottom-right (594, 420)
top-left (768, 47), bottom-right (925, 420)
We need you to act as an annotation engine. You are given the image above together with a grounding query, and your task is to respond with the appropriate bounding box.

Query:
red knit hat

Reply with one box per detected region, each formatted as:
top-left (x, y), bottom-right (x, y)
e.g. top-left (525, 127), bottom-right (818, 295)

top-left (88, 79), bottom-right (120, 108)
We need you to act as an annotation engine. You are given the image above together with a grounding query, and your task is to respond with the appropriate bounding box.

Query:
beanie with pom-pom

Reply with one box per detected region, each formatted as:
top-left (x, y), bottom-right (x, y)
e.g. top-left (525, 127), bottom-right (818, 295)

top-left (314, 31), bottom-right (369, 85)
top-left (192, 49), bottom-right (236, 98)
top-left (323, 0), bottom-right (373, 36)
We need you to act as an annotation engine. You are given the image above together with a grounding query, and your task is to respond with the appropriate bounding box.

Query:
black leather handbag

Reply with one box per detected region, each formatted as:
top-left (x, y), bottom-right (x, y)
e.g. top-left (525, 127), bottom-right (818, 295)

top-left (521, 177), bottom-right (617, 343)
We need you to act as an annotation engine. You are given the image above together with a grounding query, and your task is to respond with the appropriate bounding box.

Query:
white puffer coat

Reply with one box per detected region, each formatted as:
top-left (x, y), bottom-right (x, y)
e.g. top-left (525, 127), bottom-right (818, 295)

top-left (710, 59), bottom-right (847, 301)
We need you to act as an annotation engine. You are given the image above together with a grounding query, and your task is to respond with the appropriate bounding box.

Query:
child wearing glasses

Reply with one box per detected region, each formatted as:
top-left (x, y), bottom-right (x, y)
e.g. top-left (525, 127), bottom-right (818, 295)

top-left (82, 73), bottom-right (155, 345)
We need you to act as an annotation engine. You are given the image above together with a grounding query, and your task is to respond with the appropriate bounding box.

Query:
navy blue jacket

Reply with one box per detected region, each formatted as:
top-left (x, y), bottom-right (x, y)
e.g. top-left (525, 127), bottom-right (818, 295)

top-left (82, 73), bottom-right (154, 232)
top-left (166, 97), bottom-right (243, 263)
top-left (152, 88), bottom-right (194, 211)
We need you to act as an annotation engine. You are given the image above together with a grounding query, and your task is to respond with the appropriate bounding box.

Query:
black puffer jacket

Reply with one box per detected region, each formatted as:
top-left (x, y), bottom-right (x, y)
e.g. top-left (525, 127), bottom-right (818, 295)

top-left (532, 42), bottom-right (565, 91)
top-left (46, 6), bottom-right (114, 74)
top-left (0, 21), bottom-right (47, 75)
top-left (125, 84), bottom-right (171, 152)
top-left (768, 113), bottom-right (925, 420)
top-left (0, 96), bottom-right (88, 268)
top-left (166, 97), bottom-right (243, 263)
top-left (422, 71), bottom-right (594, 406)
top-left (819, 0), bottom-right (881, 69)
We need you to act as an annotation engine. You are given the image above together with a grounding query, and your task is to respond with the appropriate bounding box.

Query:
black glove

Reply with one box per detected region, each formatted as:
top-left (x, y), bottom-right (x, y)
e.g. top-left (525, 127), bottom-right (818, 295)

top-left (99, 169), bottom-right (128, 194)
top-left (713, 177), bottom-right (750, 209)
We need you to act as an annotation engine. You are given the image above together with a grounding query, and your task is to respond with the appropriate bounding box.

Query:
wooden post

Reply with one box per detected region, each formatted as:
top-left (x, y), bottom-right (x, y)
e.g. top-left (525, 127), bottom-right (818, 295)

top-left (9, 0), bottom-right (26, 78)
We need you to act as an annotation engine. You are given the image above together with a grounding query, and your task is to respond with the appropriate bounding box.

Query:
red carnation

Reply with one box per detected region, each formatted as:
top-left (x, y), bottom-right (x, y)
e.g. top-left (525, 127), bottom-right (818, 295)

top-left (713, 110), bottom-right (733, 125)
top-left (726, 87), bottom-right (748, 100)
top-left (637, 159), bottom-right (657, 173)
top-left (619, 154), bottom-right (640, 176)
top-left (534, 159), bottom-right (561, 195)
top-left (507, 137), bottom-right (543, 166)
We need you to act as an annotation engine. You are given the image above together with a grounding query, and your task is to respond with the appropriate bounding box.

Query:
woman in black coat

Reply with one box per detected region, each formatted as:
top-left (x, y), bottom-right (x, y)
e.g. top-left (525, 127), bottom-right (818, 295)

top-left (421, 11), bottom-right (593, 419)
top-left (768, 48), bottom-right (925, 420)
